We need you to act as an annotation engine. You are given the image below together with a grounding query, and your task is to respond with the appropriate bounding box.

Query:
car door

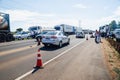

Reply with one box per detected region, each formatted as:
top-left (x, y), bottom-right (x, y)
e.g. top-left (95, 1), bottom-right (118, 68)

top-left (59, 32), bottom-right (65, 44)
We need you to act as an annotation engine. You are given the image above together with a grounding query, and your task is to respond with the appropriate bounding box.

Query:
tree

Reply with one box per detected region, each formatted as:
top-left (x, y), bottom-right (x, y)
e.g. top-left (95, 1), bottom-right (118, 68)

top-left (109, 20), bottom-right (117, 31)
top-left (16, 28), bottom-right (23, 32)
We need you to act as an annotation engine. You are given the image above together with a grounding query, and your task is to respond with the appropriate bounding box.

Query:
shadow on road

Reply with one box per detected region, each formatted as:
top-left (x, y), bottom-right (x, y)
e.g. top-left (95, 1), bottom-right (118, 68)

top-left (39, 44), bottom-right (69, 51)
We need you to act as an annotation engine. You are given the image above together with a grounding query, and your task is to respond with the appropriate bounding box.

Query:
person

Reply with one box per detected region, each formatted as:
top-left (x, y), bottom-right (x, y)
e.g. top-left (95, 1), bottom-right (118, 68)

top-left (95, 30), bottom-right (101, 43)
top-left (37, 37), bottom-right (41, 46)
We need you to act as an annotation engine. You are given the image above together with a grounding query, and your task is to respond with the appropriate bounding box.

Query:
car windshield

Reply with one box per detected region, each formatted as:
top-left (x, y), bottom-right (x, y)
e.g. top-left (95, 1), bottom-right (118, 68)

top-left (41, 31), bottom-right (48, 34)
top-left (45, 31), bottom-right (57, 35)
top-left (29, 27), bottom-right (37, 31)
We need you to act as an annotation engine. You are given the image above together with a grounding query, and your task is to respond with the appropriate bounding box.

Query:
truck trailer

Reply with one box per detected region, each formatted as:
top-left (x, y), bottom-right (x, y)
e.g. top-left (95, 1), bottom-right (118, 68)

top-left (0, 12), bottom-right (14, 42)
top-left (54, 24), bottom-right (75, 35)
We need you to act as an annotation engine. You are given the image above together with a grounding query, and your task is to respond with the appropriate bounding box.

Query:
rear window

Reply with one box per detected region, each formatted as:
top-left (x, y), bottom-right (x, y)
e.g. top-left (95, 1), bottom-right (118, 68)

top-left (46, 31), bottom-right (57, 35)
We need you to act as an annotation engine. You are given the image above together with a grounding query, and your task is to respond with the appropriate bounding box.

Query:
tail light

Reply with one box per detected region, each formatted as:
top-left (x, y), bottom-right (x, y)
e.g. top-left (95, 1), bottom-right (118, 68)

top-left (51, 36), bottom-right (57, 39)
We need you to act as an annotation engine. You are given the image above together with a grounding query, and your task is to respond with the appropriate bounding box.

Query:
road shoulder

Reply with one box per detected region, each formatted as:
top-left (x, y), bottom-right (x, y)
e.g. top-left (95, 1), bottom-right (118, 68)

top-left (22, 38), bottom-right (111, 80)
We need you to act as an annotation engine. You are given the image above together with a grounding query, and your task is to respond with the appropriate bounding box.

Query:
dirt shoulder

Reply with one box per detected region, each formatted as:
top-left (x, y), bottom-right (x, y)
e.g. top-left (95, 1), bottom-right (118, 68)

top-left (101, 38), bottom-right (120, 80)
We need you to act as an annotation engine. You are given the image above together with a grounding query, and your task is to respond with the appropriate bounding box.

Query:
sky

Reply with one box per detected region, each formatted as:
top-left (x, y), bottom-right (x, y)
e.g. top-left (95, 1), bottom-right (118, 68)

top-left (0, 0), bottom-right (120, 31)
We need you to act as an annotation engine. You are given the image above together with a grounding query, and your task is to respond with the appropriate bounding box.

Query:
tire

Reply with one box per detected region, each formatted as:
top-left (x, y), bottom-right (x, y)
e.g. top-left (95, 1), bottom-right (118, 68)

top-left (58, 41), bottom-right (62, 48)
top-left (18, 37), bottom-right (22, 40)
top-left (6, 34), bottom-right (13, 41)
top-left (67, 39), bottom-right (70, 45)
top-left (27, 36), bottom-right (30, 39)
top-left (43, 44), bottom-right (48, 47)
top-left (0, 33), bottom-right (6, 42)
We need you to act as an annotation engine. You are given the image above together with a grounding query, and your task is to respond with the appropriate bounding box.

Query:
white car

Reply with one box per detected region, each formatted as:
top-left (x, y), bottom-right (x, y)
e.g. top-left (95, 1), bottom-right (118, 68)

top-left (76, 32), bottom-right (85, 38)
top-left (42, 31), bottom-right (70, 47)
top-left (14, 32), bottom-right (30, 40)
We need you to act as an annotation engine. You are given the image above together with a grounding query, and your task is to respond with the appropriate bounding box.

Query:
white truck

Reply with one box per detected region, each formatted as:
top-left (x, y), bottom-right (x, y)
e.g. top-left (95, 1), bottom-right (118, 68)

top-left (54, 24), bottom-right (75, 35)
top-left (28, 26), bottom-right (42, 38)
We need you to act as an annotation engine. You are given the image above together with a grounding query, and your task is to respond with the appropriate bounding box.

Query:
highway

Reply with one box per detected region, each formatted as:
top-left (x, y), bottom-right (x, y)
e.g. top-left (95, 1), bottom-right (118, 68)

top-left (0, 35), bottom-right (86, 80)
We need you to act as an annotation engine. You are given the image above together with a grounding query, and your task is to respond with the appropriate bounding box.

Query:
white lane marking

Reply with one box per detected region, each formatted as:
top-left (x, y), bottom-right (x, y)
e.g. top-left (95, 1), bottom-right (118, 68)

top-left (15, 70), bottom-right (34, 80)
top-left (15, 40), bottom-right (85, 80)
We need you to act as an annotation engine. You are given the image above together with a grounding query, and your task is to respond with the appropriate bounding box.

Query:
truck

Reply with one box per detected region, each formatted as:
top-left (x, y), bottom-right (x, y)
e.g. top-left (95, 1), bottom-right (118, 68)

top-left (54, 24), bottom-right (75, 35)
top-left (0, 12), bottom-right (14, 42)
top-left (76, 27), bottom-right (82, 33)
top-left (28, 26), bottom-right (42, 38)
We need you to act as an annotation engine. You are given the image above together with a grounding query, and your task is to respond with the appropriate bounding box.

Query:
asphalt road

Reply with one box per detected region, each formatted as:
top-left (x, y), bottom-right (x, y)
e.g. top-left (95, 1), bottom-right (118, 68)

top-left (0, 35), bottom-right (85, 80)
top-left (22, 38), bottom-right (111, 80)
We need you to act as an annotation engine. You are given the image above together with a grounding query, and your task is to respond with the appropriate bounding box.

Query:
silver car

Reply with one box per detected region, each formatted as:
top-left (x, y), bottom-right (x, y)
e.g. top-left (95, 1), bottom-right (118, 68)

top-left (76, 32), bottom-right (85, 38)
top-left (14, 32), bottom-right (30, 40)
top-left (42, 31), bottom-right (70, 47)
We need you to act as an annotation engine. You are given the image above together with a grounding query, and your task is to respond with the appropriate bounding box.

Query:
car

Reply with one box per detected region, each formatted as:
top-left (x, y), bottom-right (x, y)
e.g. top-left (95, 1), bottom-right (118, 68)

top-left (76, 32), bottom-right (85, 38)
top-left (42, 31), bottom-right (70, 47)
top-left (113, 29), bottom-right (120, 42)
top-left (90, 32), bottom-right (95, 38)
top-left (36, 31), bottom-right (48, 42)
top-left (13, 32), bottom-right (30, 40)
top-left (35, 29), bottom-right (56, 41)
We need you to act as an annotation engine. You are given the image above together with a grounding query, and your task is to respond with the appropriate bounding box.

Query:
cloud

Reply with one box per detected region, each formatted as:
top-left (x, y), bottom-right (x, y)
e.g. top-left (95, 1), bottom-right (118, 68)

top-left (114, 6), bottom-right (120, 16)
top-left (73, 4), bottom-right (88, 9)
top-left (103, 6), bottom-right (109, 10)
top-left (2, 9), bottom-right (56, 22)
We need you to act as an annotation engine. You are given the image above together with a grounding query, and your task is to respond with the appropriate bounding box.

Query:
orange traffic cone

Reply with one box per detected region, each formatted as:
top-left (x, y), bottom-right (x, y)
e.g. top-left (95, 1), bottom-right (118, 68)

top-left (35, 49), bottom-right (43, 69)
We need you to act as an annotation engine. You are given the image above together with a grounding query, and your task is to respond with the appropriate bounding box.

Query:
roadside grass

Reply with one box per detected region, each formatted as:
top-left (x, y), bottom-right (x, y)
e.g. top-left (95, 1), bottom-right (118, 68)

top-left (101, 38), bottom-right (120, 80)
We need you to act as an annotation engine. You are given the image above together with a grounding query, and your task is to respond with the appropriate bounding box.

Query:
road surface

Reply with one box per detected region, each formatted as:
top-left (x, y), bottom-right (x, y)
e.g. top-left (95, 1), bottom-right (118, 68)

top-left (0, 35), bottom-right (86, 80)
top-left (22, 38), bottom-right (111, 80)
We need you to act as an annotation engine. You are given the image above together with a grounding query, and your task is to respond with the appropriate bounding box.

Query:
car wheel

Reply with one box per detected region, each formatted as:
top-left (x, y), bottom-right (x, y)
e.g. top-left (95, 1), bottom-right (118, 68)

top-left (27, 36), bottom-right (30, 39)
top-left (58, 41), bottom-right (62, 48)
top-left (18, 37), bottom-right (21, 40)
top-left (43, 44), bottom-right (48, 47)
top-left (67, 39), bottom-right (70, 45)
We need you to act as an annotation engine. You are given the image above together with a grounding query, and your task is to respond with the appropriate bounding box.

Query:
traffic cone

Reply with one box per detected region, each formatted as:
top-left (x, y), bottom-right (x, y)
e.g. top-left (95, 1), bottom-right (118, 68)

top-left (35, 49), bottom-right (43, 69)
top-left (86, 36), bottom-right (88, 40)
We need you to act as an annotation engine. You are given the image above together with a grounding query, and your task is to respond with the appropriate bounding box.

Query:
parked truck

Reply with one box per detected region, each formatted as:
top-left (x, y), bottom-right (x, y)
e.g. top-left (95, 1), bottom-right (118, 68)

top-left (54, 24), bottom-right (75, 35)
top-left (28, 26), bottom-right (42, 38)
top-left (0, 12), bottom-right (14, 42)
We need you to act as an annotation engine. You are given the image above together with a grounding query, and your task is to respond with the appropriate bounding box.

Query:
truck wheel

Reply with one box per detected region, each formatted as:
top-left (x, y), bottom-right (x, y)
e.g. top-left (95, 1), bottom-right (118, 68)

top-left (6, 33), bottom-right (14, 41)
top-left (0, 33), bottom-right (6, 42)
